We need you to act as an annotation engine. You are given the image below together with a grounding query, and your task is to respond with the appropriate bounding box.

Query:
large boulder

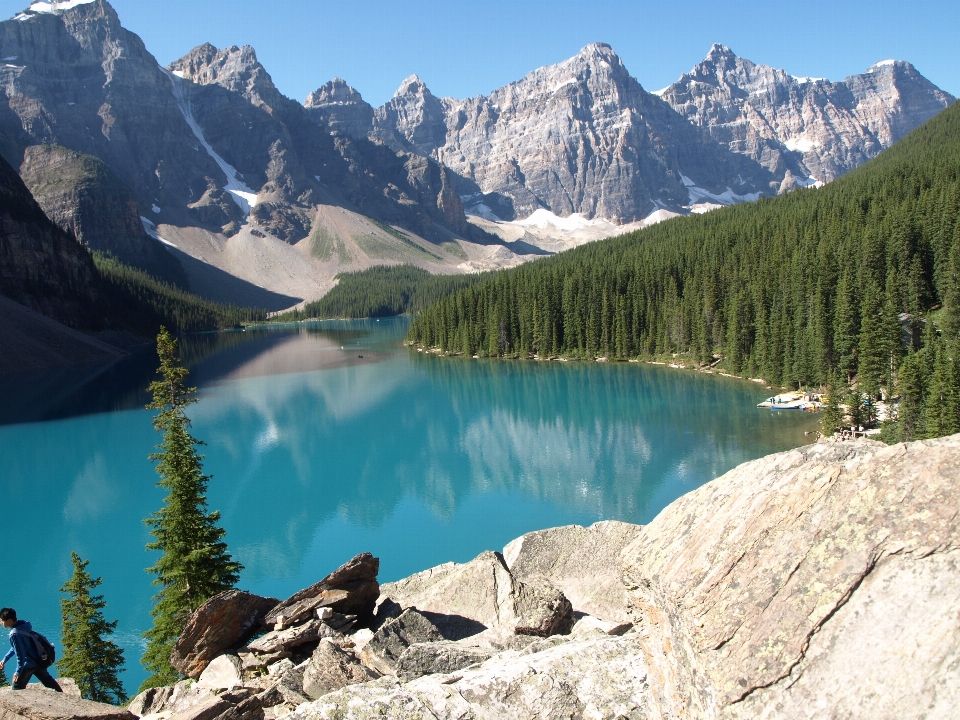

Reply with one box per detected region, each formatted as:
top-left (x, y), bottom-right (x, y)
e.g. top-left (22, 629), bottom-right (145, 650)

top-left (502, 520), bottom-right (643, 624)
top-left (359, 609), bottom-right (443, 675)
top-left (512, 581), bottom-right (573, 637)
top-left (378, 551), bottom-right (515, 634)
top-left (196, 654), bottom-right (243, 690)
top-left (619, 435), bottom-right (960, 719)
top-left (0, 687), bottom-right (135, 720)
top-left (170, 590), bottom-right (280, 678)
top-left (264, 554), bottom-right (379, 628)
top-left (302, 639), bottom-right (379, 700)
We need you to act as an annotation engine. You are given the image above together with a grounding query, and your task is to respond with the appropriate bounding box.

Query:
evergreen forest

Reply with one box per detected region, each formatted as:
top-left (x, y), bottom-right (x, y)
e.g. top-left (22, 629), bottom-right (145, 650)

top-left (273, 265), bottom-right (485, 321)
top-left (94, 253), bottom-right (266, 333)
top-left (408, 103), bottom-right (960, 440)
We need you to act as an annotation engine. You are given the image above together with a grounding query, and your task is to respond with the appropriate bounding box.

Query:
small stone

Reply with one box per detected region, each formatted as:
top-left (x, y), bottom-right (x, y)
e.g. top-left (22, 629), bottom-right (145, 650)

top-left (316, 607), bottom-right (333, 621)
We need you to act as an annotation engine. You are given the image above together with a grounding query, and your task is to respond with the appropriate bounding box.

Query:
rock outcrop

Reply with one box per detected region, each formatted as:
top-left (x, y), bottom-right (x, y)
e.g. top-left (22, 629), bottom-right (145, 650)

top-left (264, 552), bottom-right (380, 627)
top-left (0, 151), bottom-right (101, 328)
top-left (660, 44), bottom-right (955, 187)
top-left (130, 436), bottom-right (960, 719)
top-left (620, 435), bottom-right (960, 719)
top-left (170, 590), bottom-right (280, 679)
top-left (0, 686), bottom-right (135, 720)
top-left (503, 519), bottom-right (642, 624)
top-left (281, 435), bottom-right (958, 719)
top-left (18, 145), bottom-right (187, 287)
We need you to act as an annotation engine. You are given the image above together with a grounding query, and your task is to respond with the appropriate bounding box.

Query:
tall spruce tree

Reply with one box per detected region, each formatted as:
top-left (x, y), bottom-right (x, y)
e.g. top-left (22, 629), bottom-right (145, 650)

top-left (141, 327), bottom-right (242, 691)
top-left (58, 553), bottom-right (127, 704)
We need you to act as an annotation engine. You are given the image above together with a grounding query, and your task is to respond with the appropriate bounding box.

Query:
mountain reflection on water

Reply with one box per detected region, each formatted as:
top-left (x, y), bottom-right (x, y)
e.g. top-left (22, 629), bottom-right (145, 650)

top-left (0, 317), bottom-right (817, 692)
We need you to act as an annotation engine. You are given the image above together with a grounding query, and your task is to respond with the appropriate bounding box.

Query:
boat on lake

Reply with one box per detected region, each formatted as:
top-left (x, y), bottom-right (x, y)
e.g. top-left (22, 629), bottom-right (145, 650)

top-left (758, 391), bottom-right (823, 411)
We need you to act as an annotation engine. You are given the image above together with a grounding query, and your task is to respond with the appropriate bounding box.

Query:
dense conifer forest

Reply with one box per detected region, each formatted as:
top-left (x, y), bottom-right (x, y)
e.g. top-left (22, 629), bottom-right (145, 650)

top-left (408, 103), bottom-right (960, 440)
top-left (94, 253), bottom-right (266, 333)
top-left (272, 265), bottom-right (485, 321)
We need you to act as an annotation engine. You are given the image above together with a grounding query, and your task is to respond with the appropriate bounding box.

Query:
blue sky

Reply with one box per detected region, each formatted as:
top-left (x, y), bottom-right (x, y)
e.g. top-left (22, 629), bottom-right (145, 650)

top-left (2, 0), bottom-right (958, 106)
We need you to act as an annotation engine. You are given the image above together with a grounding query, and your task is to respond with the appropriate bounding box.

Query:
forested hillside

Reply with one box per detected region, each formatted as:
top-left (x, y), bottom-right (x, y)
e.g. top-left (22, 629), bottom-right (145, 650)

top-left (274, 266), bottom-right (485, 321)
top-left (409, 104), bottom-right (960, 439)
top-left (94, 254), bottom-right (265, 333)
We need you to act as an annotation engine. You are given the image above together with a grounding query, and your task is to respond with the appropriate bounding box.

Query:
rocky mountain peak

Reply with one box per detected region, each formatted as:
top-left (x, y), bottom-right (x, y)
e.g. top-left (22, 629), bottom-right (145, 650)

top-left (303, 78), bottom-right (375, 139)
top-left (660, 47), bottom-right (954, 187)
top-left (304, 77), bottom-right (362, 106)
top-left (168, 44), bottom-right (279, 105)
top-left (394, 74), bottom-right (432, 98)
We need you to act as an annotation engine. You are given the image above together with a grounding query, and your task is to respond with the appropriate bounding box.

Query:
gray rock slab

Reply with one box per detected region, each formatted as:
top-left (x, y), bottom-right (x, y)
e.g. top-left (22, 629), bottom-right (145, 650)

top-left (359, 609), bottom-right (443, 676)
top-left (165, 696), bottom-right (232, 720)
top-left (302, 639), bottom-right (379, 700)
top-left (395, 642), bottom-right (496, 682)
top-left (502, 520), bottom-right (642, 624)
top-left (0, 686), bottom-right (135, 720)
top-left (621, 434), bottom-right (960, 719)
top-left (245, 619), bottom-right (337, 654)
top-left (286, 635), bottom-right (656, 719)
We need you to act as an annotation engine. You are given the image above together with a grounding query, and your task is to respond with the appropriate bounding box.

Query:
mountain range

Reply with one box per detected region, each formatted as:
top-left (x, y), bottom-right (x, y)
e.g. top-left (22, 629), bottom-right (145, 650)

top-left (0, 0), bottom-right (954, 315)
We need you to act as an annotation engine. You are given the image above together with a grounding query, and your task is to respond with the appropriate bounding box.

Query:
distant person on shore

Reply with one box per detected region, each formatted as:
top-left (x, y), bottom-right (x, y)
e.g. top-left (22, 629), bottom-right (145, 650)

top-left (0, 608), bottom-right (62, 691)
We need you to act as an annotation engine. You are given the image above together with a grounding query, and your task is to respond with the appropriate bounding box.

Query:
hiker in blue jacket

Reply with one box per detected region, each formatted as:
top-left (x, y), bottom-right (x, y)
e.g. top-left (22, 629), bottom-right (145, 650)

top-left (0, 608), bottom-right (62, 691)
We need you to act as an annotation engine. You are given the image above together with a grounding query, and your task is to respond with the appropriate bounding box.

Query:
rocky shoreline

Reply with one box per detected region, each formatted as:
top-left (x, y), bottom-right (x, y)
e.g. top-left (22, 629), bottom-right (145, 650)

top-left (3, 434), bottom-right (957, 719)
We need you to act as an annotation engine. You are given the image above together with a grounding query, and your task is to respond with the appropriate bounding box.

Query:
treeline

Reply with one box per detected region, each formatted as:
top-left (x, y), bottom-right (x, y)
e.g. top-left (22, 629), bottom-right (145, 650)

top-left (273, 265), bottom-right (486, 321)
top-left (94, 253), bottom-right (266, 333)
top-left (409, 103), bottom-right (960, 438)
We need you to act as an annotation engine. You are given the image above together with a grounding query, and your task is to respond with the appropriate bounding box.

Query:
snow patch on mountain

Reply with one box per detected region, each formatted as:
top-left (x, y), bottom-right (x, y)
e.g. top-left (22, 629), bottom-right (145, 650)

top-left (680, 174), bottom-right (761, 206)
top-left (140, 216), bottom-right (175, 247)
top-left (516, 208), bottom-right (619, 233)
top-left (872, 59), bottom-right (897, 69)
top-left (27, 0), bottom-right (95, 13)
top-left (784, 136), bottom-right (817, 153)
top-left (550, 78), bottom-right (577, 94)
top-left (161, 68), bottom-right (259, 215)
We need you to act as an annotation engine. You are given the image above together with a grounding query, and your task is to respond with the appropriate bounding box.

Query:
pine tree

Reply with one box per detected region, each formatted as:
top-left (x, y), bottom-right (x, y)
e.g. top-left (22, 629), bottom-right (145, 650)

top-left (820, 373), bottom-right (845, 437)
top-left (58, 553), bottom-right (127, 704)
top-left (141, 327), bottom-right (242, 691)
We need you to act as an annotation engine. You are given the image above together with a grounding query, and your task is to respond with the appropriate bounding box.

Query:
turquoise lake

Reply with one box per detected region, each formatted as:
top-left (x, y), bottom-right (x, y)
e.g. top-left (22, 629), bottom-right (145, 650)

top-left (0, 317), bottom-right (818, 692)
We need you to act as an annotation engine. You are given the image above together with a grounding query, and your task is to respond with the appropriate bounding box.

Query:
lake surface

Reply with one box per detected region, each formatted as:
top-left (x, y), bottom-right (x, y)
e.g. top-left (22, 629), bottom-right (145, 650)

top-left (0, 317), bottom-right (818, 692)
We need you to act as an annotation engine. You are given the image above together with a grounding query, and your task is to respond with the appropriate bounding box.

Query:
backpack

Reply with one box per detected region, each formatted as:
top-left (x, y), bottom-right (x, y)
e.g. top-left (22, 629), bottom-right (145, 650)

top-left (14, 628), bottom-right (56, 668)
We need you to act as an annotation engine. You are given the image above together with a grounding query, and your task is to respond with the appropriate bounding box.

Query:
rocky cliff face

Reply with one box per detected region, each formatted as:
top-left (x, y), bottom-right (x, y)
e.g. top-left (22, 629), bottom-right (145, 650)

top-left (304, 78), bottom-right (375, 140)
top-left (18, 144), bottom-right (187, 286)
top-left (348, 44), bottom-right (775, 221)
top-left (0, 149), bottom-right (100, 327)
top-left (660, 44), bottom-right (956, 187)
